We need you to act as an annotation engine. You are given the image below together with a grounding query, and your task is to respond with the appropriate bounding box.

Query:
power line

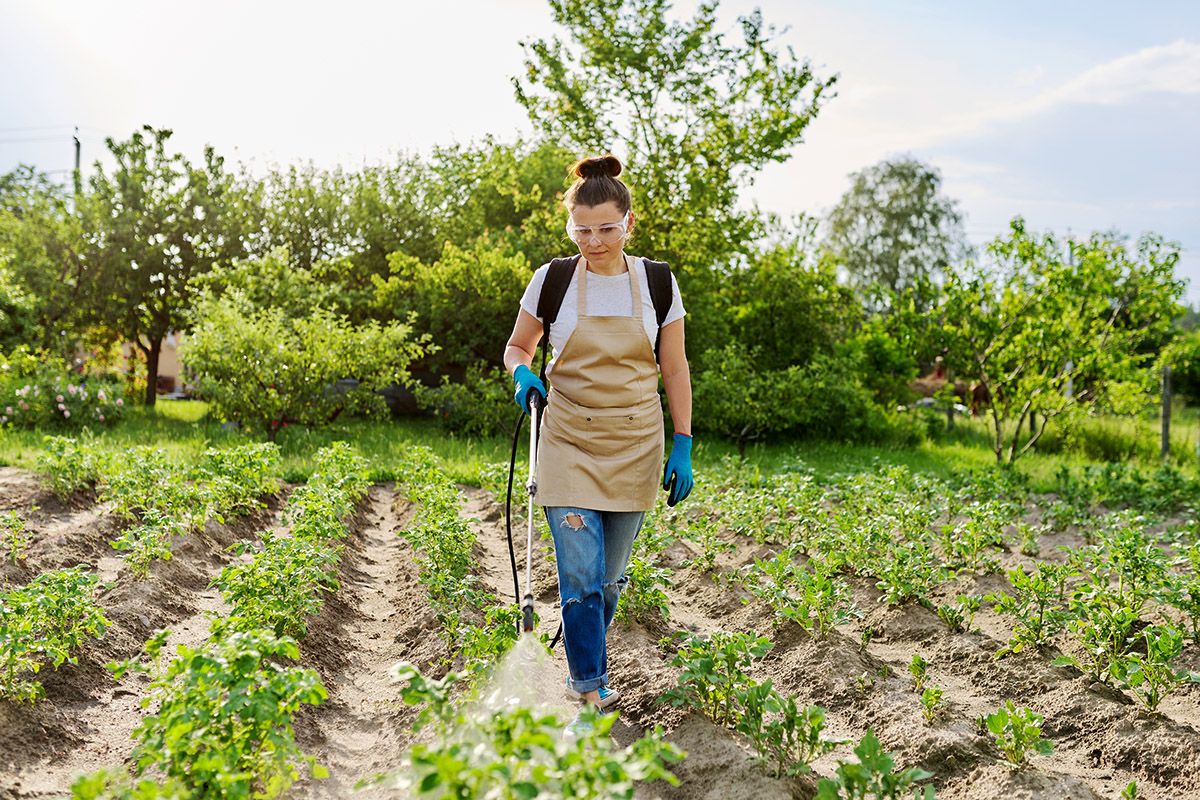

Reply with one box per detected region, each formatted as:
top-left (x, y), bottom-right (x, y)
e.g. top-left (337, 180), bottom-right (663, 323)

top-left (0, 135), bottom-right (74, 144)
top-left (0, 124), bottom-right (77, 134)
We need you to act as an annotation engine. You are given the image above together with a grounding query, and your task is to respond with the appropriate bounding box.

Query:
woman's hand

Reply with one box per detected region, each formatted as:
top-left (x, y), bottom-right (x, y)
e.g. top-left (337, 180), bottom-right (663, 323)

top-left (663, 432), bottom-right (693, 506)
top-left (513, 364), bottom-right (547, 413)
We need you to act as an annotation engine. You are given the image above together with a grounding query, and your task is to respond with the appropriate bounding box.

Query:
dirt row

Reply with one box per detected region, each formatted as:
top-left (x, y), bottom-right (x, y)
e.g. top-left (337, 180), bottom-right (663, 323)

top-left (0, 467), bottom-right (280, 798)
top-left (4, 464), bottom-right (1200, 800)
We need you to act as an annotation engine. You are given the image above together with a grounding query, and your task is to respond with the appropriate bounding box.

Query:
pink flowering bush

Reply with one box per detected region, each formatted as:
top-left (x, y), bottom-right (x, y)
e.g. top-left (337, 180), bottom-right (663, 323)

top-left (0, 348), bottom-right (126, 431)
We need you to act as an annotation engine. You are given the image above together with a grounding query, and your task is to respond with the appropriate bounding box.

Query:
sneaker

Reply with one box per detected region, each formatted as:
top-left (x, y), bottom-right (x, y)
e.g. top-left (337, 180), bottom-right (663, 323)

top-left (564, 679), bottom-right (621, 710)
top-left (564, 708), bottom-right (595, 739)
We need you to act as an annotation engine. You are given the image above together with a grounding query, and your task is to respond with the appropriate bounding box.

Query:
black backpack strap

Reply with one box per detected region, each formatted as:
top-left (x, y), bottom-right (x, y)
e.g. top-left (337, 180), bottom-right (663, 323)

top-left (535, 255), bottom-right (580, 384)
top-left (642, 258), bottom-right (674, 363)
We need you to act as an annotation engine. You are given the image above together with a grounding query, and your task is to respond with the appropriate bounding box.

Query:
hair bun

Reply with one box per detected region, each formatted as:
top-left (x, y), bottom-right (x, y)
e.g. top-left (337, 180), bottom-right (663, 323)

top-left (572, 154), bottom-right (622, 180)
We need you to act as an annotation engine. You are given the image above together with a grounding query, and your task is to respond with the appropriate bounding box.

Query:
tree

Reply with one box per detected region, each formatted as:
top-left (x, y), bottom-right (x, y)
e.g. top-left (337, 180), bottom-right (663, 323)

top-left (0, 166), bottom-right (90, 354)
top-left (371, 236), bottom-right (532, 371)
top-left (939, 218), bottom-right (1184, 463)
top-left (826, 156), bottom-right (969, 309)
top-left (82, 126), bottom-right (249, 405)
top-left (721, 216), bottom-right (860, 371)
top-left (513, 0), bottom-right (836, 355)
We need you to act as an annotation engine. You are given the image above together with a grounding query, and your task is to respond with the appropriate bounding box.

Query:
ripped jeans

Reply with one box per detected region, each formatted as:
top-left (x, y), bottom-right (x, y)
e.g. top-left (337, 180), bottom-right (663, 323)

top-left (545, 506), bottom-right (646, 693)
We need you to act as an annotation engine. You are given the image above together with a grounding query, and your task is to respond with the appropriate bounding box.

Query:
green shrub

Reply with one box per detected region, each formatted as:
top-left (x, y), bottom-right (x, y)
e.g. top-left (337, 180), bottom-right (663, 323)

top-left (414, 360), bottom-right (514, 437)
top-left (181, 290), bottom-right (429, 440)
top-left (0, 347), bottom-right (125, 431)
top-left (371, 236), bottom-right (531, 373)
top-left (694, 344), bottom-right (893, 454)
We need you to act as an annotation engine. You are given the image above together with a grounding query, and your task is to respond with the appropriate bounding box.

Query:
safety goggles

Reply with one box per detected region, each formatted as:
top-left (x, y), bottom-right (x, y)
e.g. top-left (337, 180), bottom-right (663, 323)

top-left (565, 211), bottom-right (631, 244)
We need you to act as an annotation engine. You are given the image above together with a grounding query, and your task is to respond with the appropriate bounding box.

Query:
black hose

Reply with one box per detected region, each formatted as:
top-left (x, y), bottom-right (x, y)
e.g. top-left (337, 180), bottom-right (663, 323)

top-left (504, 409), bottom-right (525, 638)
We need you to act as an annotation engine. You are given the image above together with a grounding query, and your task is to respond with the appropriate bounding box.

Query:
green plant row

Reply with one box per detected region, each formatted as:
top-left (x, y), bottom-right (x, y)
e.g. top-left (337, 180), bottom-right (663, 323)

top-left (37, 436), bottom-right (283, 579)
top-left (71, 442), bottom-right (370, 799)
top-left (395, 446), bottom-right (521, 667)
top-left (693, 459), bottom-right (1200, 715)
top-left (213, 441), bottom-right (369, 638)
top-left (661, 631), bottom-right (935, 794)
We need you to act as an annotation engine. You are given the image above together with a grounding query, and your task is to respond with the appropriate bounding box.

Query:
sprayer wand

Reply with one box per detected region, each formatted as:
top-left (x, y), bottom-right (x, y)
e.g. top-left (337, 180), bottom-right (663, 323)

top-left (520, 391), bottom-right (542, 633)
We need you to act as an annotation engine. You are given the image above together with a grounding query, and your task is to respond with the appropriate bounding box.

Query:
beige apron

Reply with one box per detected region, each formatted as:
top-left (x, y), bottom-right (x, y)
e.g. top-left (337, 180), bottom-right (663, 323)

top-left (536, 256), bottom-right (664, 511)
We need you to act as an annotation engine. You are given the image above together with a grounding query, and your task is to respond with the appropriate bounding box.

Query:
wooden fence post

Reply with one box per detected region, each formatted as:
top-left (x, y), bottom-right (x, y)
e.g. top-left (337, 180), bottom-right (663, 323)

top-left (1162, 365), bottom-right (1172, 460)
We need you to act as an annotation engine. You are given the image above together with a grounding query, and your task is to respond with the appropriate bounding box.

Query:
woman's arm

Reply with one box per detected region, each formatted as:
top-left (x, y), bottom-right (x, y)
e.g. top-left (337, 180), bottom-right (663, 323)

top-left (504, 309), bottom-right (544, 376)
top-left (658, 318), bottom-right (691, 435)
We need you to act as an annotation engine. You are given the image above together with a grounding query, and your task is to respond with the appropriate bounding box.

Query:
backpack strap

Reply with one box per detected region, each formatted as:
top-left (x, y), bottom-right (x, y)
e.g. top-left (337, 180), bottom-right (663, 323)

top-left (535, 255), bottom-right (580, 384)
top-left (642, 258), bottom-right (674, 363)
top-left (535, 255), bottom-right (675, 376)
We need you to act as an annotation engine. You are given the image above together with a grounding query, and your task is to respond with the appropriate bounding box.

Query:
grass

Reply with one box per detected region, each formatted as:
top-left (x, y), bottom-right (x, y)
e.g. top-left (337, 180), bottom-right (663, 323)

top-left (0, 400), bottom-right (1195, 493)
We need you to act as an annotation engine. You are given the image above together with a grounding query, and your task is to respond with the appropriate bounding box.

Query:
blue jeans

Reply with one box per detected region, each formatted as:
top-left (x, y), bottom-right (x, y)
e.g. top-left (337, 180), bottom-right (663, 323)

top-left (545, 506), bottom-right (645, 693)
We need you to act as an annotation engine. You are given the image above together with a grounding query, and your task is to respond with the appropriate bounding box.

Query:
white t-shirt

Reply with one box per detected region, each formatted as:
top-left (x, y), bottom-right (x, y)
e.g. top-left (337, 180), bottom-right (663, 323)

top-left (519, 256), bottom-right (686, 374)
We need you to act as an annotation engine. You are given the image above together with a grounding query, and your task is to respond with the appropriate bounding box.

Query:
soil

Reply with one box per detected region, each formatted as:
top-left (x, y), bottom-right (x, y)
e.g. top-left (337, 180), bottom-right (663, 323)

top-left (2, 467), bottom-right (1199, 800)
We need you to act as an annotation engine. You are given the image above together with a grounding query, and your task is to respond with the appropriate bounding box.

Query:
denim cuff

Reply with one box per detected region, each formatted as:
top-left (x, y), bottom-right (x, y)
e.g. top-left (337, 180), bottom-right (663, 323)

top-left (568, 671), bottom-right (608, 694)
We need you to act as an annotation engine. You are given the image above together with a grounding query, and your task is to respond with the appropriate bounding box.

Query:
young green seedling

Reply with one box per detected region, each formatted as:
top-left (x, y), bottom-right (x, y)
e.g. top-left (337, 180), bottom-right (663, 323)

top-left (984, 701), bottom-right (1053, 766)
top-left (909, 654), bottom-right (928, 693)
top-left (920, 686), bottom-right (944, 723)
top-left (814, 730), bottom-right (934, 800)
top-left (0, 509), bottom-right (32, 564)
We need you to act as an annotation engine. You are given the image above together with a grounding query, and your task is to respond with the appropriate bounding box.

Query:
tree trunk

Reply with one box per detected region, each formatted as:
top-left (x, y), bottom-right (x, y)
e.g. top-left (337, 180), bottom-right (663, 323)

top-left (144, 338), bottom-right (162, 407)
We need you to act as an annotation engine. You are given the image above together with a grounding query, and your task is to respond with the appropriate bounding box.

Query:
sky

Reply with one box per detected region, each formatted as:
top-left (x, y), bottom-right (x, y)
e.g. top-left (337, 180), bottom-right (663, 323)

top-left (2, 0), bottom-right (1198, 302)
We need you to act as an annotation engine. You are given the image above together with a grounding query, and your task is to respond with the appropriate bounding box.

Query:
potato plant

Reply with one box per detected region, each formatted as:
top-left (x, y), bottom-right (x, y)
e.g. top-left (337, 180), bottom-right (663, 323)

top-left (391, 662), bottom-right (683, 799)
top-left (662, 631), bottom-right (773, 726)
top-left (0, 567), bottom-right (110, 702)
top-left (987, 563), bottom-right (1073, 658)
top-left (919, 686), bottom-right (944, 723)
top-left (736, 545), bottom-right (856, 636)
top-left (1110, 624), bottom-right (1200, 712)
top-left (110, 508), bottom-right (185, 580)
top-left (814, 730), bottom-right (934, 799)
top-left (984, 701), bottom-right (1053, 766)
top-left (908, 654), bottom-right (927, 693)
top-left (735, 680), bottom-right (844, 778)
top-left (101, 628), bottom-right (328, 799)
top-left (935, 595), bottom-right (980, 633)
top-left (37, 433), bottom-right (106, 499)
top-left (1, 508), bottom-right (32, 564)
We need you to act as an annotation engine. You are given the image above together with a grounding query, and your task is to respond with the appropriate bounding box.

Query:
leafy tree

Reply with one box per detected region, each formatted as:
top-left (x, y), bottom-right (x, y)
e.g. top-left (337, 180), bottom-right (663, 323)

top-left (0, 166), bottom-right (90, 353)
top-left (514, 0), bottom-right (836, 354)
top-left (82, 126), bottom-right (250, 405)
top-left (372, 236), bottom-right (531, 371)
top-left (722, 217), bottom-right (860, 372)
top-left (825, 156), bottom-right (969, 309)
top-left (939, 218), bottom-right (1185, 462)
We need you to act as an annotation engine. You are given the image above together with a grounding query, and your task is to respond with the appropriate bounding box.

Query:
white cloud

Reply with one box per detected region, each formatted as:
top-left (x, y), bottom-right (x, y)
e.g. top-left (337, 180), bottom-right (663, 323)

top-left (911, 40), bottom-right (1200, 148)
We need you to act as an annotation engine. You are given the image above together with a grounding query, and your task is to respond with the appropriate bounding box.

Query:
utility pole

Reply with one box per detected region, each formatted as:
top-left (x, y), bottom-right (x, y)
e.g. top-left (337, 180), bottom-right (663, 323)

top-left (72, 126), bottom-right (82, 198)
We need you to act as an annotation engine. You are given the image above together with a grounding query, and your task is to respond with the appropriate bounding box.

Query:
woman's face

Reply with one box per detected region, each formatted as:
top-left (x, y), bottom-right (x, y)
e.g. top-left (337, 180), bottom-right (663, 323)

top-left (567, 201), bottom-right (633, 263)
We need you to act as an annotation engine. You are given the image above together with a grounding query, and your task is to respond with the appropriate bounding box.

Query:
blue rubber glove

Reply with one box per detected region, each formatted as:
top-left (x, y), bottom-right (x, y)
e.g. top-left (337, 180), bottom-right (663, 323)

top-left (662, 433), bottom-right (694, 507)
top-left (512, 364), bottom-right (547, 413)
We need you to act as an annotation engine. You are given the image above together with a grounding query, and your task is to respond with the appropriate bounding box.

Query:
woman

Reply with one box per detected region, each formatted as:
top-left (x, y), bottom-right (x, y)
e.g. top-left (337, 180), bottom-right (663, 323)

top-left (503, 154), bottom-right (694, 724)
